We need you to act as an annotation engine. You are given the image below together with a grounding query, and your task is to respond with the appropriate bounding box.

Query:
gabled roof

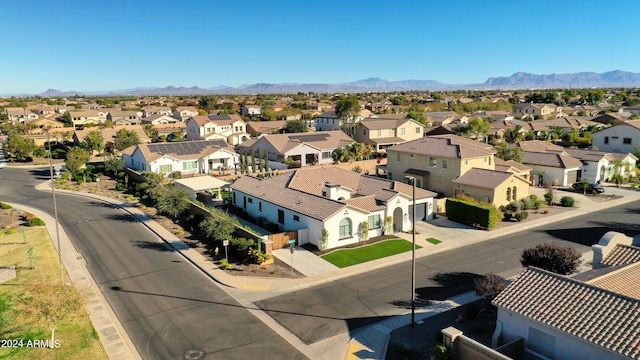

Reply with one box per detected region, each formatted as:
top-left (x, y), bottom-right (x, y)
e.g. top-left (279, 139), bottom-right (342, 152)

top-left (451, 168), bottom-right (521, 189)
top-left (126, 139), bottom-right (234, 163)
top-left (517, 140), bottom-right (564, 153)
top-left (522, 151), bottom-right (583, 168)
top-left (494, 157), bottom-right (532, 172)
top-left (388, 134), bottom-right (495, 159)
top-left (246, 120), bottom-right (288, 134)
top-left (241, 131), bottom-right (354, 154)
top-left (231, 167), bottom-right (436, 221)
top-left (601, 244), bottom-right (640, 267)
top-left (189, 114), bottom-right (245, 127)
top-left (74, 125), bottom-right (150, 143)
top-left (358, 117), bottom-right (418, 130)
top-left (563, 148), bottom-right (615, 162)
top-left (493, 267), bottom-right (640, 359)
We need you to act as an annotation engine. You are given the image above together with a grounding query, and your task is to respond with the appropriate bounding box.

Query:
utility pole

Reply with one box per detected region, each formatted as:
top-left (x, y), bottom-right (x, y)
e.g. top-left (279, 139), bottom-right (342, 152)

top-left (46, 129), bottom-right (64, 284)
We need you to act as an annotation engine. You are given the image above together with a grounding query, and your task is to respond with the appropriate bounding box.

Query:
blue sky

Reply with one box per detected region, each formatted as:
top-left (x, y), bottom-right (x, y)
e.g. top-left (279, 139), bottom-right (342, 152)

top-left (1, 0), bottom-right (638, 94)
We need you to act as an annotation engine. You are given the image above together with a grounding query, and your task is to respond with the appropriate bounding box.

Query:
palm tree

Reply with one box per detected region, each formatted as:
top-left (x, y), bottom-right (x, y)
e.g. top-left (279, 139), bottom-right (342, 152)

top-left (503, 125), bottom-right (524, 144)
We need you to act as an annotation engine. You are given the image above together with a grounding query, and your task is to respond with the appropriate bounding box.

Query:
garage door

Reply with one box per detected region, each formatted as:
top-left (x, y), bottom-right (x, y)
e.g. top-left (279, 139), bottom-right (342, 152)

top-left (566, 170), bottom-right (578, 184)
top-left (408, 203), bottom-right (427, 222)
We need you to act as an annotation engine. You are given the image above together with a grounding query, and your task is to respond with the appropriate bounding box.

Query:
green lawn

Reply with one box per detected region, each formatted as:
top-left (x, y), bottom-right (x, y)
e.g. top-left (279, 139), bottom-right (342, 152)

top-left (426, 238), bottom-right (442, 245)
top-left (321, 239), bottom-right (422, 268)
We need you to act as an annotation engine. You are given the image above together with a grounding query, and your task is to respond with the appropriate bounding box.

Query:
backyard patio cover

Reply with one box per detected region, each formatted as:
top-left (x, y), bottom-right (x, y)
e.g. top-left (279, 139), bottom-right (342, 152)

top-left (174, 176), bottom-right (229, 193)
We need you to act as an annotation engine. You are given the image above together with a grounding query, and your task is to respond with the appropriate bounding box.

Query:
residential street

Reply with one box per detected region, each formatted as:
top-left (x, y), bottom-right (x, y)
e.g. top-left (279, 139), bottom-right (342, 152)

top-left (2, 166), bottom-right (639, 359)
top-left (0, 167), bottom-right (306, 360)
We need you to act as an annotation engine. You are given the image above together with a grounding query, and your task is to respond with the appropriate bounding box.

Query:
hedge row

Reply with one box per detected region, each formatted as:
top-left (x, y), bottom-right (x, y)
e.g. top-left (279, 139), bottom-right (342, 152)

top-left (446, 198), bottom-right (501, 229)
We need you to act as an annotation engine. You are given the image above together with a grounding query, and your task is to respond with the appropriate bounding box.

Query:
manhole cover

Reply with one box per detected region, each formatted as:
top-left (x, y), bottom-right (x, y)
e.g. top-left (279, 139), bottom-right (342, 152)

top-left (184, 349), bottom-right (205, 360)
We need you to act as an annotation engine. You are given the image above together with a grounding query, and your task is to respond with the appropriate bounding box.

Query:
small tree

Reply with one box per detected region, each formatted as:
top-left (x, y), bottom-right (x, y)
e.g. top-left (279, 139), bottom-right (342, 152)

top-left (473, 272), bottom-right (507, 310)
top-left (104, 154), bottom-right (125, 177)
top-left (520, 242), bottom-right (582, 275)
top-left (384, 216), bottom-right (393, 234)
top-left (82, 130), bottom-right (104, 154)
top-left (263, 149), bottom-right (269, 172)
top-left (65, 147), bottom-right (90, 174)
top-left (17, 282), bottom-right (85, 348)
top-left (320, 228), bottom-right (329, 250)
top-left (153, 185), bottom-right (190, 218)
top-left (113, 129), bottom-right (140, 151)
top-left (200, 215), bottom-right (235, 242)
top-left (360, 221), bottom-right (369, 242)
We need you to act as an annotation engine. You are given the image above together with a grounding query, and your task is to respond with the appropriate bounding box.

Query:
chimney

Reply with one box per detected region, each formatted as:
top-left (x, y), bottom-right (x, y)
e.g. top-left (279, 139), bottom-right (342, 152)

top-left (323, 182), bottom-right (340, 200)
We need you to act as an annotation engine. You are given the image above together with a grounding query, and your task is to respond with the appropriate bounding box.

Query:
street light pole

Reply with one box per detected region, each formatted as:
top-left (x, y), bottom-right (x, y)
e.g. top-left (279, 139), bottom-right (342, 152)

top-left (46, 129), bottom-right (64, 284)
top-left (404, 176), bottom-right (417, 327)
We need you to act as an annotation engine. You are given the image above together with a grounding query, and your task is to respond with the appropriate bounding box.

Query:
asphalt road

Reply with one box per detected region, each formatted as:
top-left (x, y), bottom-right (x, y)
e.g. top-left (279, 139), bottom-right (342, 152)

top-left (0, 167), bottom-right (306, 360)
top-left (257, 198), bottom-right (640, 345)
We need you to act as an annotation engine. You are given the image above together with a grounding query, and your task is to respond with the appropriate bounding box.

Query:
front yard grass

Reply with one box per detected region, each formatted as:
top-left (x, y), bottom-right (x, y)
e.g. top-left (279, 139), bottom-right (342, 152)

top-left (321, 238), bottom-right (422, 268)
top-left (426, 238), bottom-right (441, 245)
top-left (0, 227), bottom-right (108, 360)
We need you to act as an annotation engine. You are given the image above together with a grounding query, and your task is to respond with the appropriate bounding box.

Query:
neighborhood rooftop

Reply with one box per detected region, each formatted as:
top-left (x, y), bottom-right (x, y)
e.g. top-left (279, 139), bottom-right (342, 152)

top-left (388, 134), bottom-right (496, 158)
top-left (493, 266), bottom-right (640, 359)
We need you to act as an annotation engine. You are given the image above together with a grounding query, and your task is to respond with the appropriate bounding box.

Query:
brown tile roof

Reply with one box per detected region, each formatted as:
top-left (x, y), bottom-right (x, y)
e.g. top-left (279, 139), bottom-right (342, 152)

top-left (231, 173), bottom-right (346, 221)
top-left (564, 148), bottom-right (615, 162)
top-left (242, 131), bottom-right (354, 154)
top-left (342, 195), bottom-right (386, 212)
top-left (602, 244), bottom-right (640, 267)
top-left (518, 140), bottom-right (564, 153)
top-left (493, 267), bottom-right (640, 359)
top-left (624, 120), bottom-right (640, 130)
top-left (389, 134), bottom-right (495, 159)
top-left (522, 151), bottom-right (583, 168)
top-left (370, 136), bottom-right (406, 144)
top-left (359, 118), bottom-right (410, 130)
top-left (74, 125), bottom-right (151, 143)
top-left (246, 120), bottom-right (288, 134)
top-left (588, 262), bottom-right (640, 300)
top-left (451, 168), bottom-right (515, 189)
top-left (494, 158), bottom-right (532, 171)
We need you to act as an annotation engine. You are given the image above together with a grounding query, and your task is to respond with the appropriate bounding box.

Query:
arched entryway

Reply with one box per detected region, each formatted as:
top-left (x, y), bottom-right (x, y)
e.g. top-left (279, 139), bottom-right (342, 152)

top-left (393, 207), bottom-right (403, 232)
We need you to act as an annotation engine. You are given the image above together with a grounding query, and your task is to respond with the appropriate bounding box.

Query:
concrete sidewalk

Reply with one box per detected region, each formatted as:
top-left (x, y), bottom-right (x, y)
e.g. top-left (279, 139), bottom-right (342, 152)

top-left (29, 181), bottom-right (640, 360)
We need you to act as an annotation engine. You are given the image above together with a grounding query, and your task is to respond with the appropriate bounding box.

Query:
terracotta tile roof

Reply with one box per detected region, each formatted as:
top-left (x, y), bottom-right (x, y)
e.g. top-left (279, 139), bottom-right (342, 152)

top-left (493, 267), bottom-right (640, 359)
top-left (242, 131), bottom-right (354, 154)
top-left (563, 148), bottom-right (615, 162)
top-left (342, 195), bottom-right (386, 212)
top-left (231, 173), bottom-right (346, 221)
top-left (246, 120), bottom-right (288, 134)
top-left (494, 158), bottom-right (532, 171)
top-left (522, 151), bottom-right (583, 168)
top-left (588, 262), bottom-right (640, 300)
top-left (389, 134), bottom-right (495, 159)
top-left (602, 244), bottom-right (640, 267)
top-left (518, 140), bottom-right (564, 153)
top-left (624, 120), bottom-right (640, 130)
top-left (451, 168), bottom-right (515, 189)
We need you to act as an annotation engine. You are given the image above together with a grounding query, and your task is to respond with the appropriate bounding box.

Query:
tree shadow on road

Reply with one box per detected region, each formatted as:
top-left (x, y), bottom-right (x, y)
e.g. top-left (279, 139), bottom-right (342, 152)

top-left (544, 224), bottom-right (640, 246)
top-left (131, 240), bottom-right (175, 252)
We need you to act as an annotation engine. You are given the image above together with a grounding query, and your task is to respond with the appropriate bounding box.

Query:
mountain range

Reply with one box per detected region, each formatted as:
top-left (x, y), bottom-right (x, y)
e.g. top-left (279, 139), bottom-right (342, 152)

top-left (11, 70), bottom-right (640, 97)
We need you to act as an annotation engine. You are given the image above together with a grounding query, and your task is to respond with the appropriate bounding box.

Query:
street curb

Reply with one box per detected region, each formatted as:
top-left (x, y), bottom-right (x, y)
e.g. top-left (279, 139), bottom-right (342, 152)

top-left (37, 181), bottom-right (239, 290)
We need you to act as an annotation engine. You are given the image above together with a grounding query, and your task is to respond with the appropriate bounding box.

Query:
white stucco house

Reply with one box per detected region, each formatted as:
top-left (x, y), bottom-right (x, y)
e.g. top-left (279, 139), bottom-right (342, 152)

top-left (122, 139), bottom-right (239, 175)
top-left (172, 106), bottom-right (199, 122)
top-left (240, 105), bottom-right (261, 116)
top-left (186, 114), bottom-right (250, 145)
top-left (592, 120), bottom-right (640, 154)
top-left (230, 167), bottom-right (436, 250)
top-left (315, 109), bottom-right (371, 132)
top-left (141, 114), bottom-right (177, 125)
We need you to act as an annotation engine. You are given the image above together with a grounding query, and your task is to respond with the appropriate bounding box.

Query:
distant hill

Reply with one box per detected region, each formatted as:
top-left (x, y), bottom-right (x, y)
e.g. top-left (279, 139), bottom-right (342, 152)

top-left (11, 70), bottom-right (640, 97)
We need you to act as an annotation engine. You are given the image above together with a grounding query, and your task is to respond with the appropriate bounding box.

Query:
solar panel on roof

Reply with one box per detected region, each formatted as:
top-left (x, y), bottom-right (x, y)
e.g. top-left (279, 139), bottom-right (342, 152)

top-left (146, 140), bottom-right (229, 155)
top-left (288, 133), bottom-right (329, 142)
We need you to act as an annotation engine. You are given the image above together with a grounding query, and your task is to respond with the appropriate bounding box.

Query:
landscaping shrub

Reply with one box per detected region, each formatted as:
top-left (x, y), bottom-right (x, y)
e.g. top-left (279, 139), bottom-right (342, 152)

top-left (528, 195), bottom-right (544, 210)
top-left (247, 248), bottom-right (271, 264)
top-left (116, 183), bottom-right (125, 191)
top-left (229, 237), bottom-right (254, 259)
top-left (27, 218), bottom-right (46, 226)
top-left (2, 229), bottom-right (17, 236)
top-left (515, 211), bottom-right (529, 221)
top-left (506, 200), bottom-right (522, 212)
top-left (544, 191), bottom-right (554, 205)
top-left (446, 198), bottom-right (501, 229)
top-left (0, 202), bottom-right (12, 209)
top-left (560, 196), bottom-right (575, 207)
top-left (520, 197), bottom-right (533, 210)
top-left (23, 213), bottom-right (37, 221)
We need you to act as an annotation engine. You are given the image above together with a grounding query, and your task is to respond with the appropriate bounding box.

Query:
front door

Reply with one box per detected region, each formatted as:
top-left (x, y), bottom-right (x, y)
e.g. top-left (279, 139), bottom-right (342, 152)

top-left (393, 207), bottom-right (403, 232)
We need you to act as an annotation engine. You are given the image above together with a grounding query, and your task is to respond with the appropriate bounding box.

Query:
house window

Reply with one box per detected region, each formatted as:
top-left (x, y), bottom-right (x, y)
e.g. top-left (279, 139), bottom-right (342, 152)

top-left (339, 218), bottom-right (352, 238)
top-left (506, 187), bottom-right (511, 201)
top-left (484, 157), bottom-right (487, 163)
top-left (247, 198), bottom-right (253, 203)
top-left (377, 130), bottom-right (381, 136)
top-left (322, 151), bottom-right (331, 159)
top-left (259, 202), bottom-right (262, 212)
top-left (604, 136), bottom-right (609, 144)
top-left (367, 215), bottom-right (381, 229)
top-left (416, 127), bottom-right (421, 133)
top-left (363, 129), bottom-right (367, 135)
top-left (278, 209), bottom-right (285, 224)
top-left (416, 178), bottom-right (422, 188)
top-left (512, 186), bottom-right (517, 200)
top-left (293, 215), bottom-right (300, 222)
top-left (464, 160), bottom-right (468, 165)
top-left (400, 128), bottom-right (406, 135)
top-left (443, 159), bottom-right (448, 169)
top-left (429, 157), bottom-right (437, 167)
top-left (159, 164), bottom-right (172, 173)
top-left (623, 137), bottom-right (632, 144)
top-left (182, 161), bottom-right (197, 170)
top-left (397, 153), bottom-right (401, 162)
top-left (233, 192), bottom-right (236, 204)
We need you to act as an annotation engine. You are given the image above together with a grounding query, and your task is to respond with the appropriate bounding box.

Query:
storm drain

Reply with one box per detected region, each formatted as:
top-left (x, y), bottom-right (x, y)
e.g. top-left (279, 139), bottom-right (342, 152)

top-left (183, 349), bottom-right (205, 360)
